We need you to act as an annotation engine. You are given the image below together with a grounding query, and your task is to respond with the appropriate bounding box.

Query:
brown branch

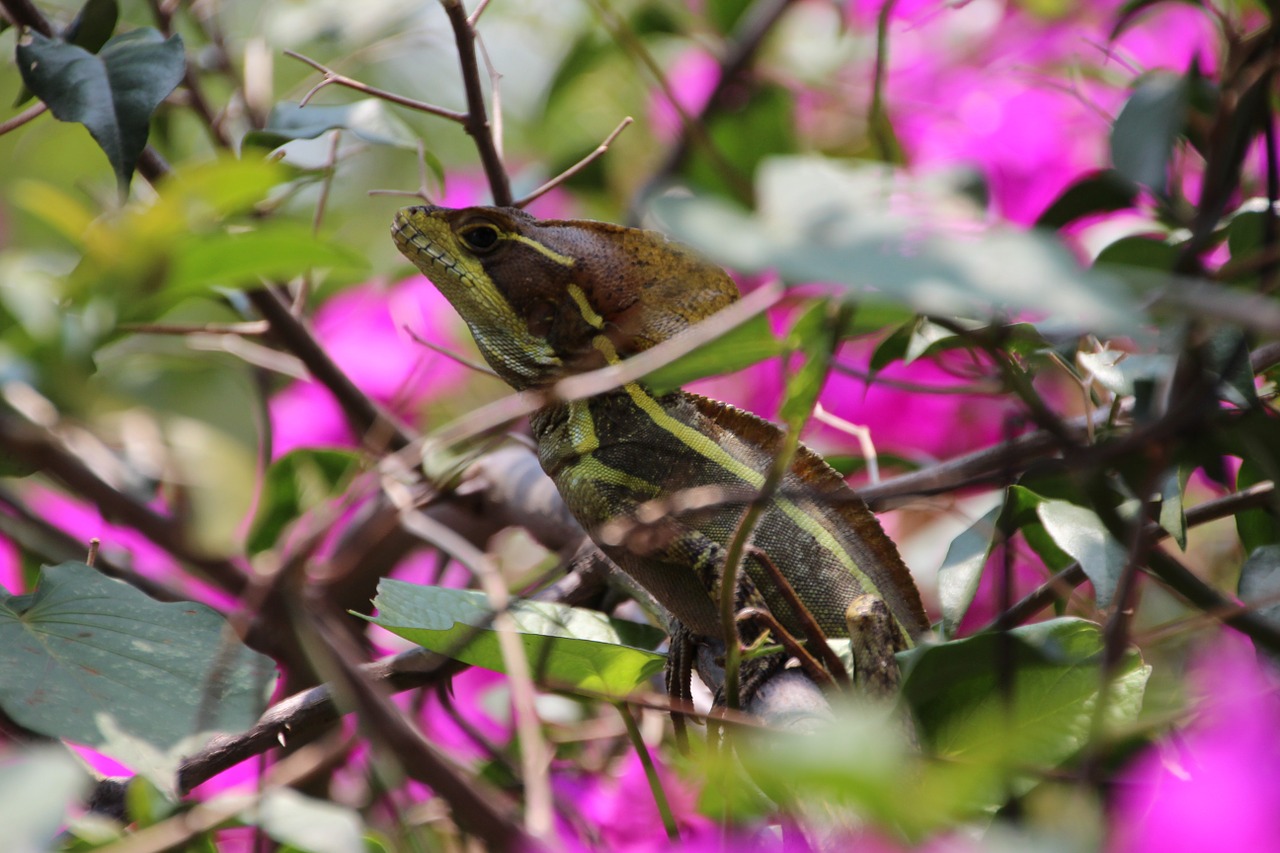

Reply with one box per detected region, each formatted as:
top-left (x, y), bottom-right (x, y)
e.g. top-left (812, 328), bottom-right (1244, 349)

top-left (0, 102), bottom-right (47, 136)
top-left (439, 0), bottom-right (512, 205)
top-left (300, 602), bottom-right (530, 849)
top-left (0, 415), bottom-right (248, 596)
top-left (283, 50), bottom-right (468, 122)
top-left (246, 286), bottom-right (417, 453)
top-left (0, 0), bottom-right (54, 35)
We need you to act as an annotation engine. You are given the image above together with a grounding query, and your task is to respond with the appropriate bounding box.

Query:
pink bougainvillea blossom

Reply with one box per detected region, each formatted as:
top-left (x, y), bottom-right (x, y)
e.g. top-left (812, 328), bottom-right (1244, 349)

top-left (1109, 632), bottom-right (1280, 851)
top-left (267, 276), bottom-right (472, 457)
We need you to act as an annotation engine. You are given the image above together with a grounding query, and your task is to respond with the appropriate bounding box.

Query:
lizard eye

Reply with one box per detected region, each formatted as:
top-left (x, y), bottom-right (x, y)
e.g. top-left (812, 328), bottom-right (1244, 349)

top-left (460, 224), bottom-right (501, 252)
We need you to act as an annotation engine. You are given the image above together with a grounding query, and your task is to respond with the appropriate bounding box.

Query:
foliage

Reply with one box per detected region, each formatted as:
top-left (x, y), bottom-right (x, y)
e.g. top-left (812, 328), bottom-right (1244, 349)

top-left (0, 0), bottom-right (1278, 851)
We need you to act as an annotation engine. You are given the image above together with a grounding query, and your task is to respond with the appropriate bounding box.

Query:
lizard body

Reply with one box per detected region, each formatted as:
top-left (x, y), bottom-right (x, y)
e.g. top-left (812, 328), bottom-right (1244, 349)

top-left (391, 204), bottom-right (929, 699)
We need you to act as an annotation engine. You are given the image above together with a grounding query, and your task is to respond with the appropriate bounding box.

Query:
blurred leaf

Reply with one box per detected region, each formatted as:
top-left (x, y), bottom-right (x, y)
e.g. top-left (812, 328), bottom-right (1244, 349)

top-left (1036, 500), bottom-right (1127, 606)
top-left (1238, 545), bottom-right (1280, 664)
top-left (901, 618), bottom-right (1149, 778)
top-left (368, 581), bottom-right (666, 698)
top-left (1158, 465), bottom-right (1190, 550)
top-left (1035, 170), bottom-right (1139, 230)
top-left (0, 563), bottom-right (276, 790)
top-left (1237, 458), bottom-right (1280, 553)
top-left (779, 300), bottom-right (842, 425)
top-left (167, 224), bottom-right (368, 296)
top-left (937, 504), bottom-right (1002, 638)
top-left (644, 312), bottom-right (783, 395)
top-left (244, 100), bottom-right (418, 150)
top-left (247, 449), bottom-right (362, 554)
top-left (707, 0), bottom-right (753, 33)
top-left (1203, 326), bottom-right (1259, 408)
top-left (16, 29), bottom-right (186, 192)
top-left (687, 84), bottom-right (795, 202)
top-left (1110, 0), bottom-right (1209, 38)
top-left (1094, 235), bottom-right (1180, 271)
top-left (225, 788), bottom-right (365, 853)
top-left (0, 747), bottom-right (90, 852)
top-left (652, 157), bottom-right (1138, 334)
top-left (1111, 73), bottom-right (1188, 195)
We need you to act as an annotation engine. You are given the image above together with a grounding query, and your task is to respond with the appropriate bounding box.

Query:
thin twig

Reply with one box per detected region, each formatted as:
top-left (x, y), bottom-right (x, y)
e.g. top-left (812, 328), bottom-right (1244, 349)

top-left (283, 49), bottom-right (468, 122)
top-left (514, 116), bottom-right (634, 208)
top-left (119, 321), bottom-right (270, 335)
top-left (247, 286), bottom-right (417, 452)
top-left (0, 102), bottom-right (47, 137)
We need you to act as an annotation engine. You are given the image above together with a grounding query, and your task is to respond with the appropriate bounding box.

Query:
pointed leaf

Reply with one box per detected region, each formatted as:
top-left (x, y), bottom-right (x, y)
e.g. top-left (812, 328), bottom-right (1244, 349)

top-left (901, 618), bottom-right (1149, 772)
top-left (368, 581), bottom-right (665, 698)
top-left (1111, 73), bottom-right (1188, 195)
top-left (16, 29), bottom-right (185, 191)
top-left (937, 504), bottom-right (1002, 638)
top-left (1036, 500), bottom-right (1127, 606)
top-left (0, 563), bottom-right (276, 788)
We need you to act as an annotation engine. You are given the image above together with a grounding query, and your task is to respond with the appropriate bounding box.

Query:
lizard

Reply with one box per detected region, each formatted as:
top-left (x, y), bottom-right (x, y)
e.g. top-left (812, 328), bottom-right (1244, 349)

top-left (390, 204), bottom-right (930, 717)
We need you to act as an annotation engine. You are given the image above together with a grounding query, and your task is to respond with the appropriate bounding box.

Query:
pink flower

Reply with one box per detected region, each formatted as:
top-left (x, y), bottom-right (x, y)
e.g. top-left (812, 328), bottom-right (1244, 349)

top-left (1109, 632), bottom-right (1280, 851)
top-left (648, 49), bottom-right (720, 142)
top-left (553, 751), bottom-right (712, 851)
top-left (267, 276), bottom-right (471, 457)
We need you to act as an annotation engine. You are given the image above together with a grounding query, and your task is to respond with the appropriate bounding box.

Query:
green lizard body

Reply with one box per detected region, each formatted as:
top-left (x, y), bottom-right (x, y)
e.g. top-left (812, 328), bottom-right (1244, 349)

top-left (391, 205), bottom-right (929, 698)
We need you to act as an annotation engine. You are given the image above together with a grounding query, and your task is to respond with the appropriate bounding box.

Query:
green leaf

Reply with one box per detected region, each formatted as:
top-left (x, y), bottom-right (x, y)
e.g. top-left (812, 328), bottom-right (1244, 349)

top-left (247, 449), bottom-right (362, 554)
top-left (779, 300), bottom-right (842, 426)
top-left (1157, 465), bottom-right (1190, 551)
top-left (644, 312), bottom-right (784, 395)
top-left (368, 581), bottom-right (666, 698)
top-left (16, 29), bottom-right (186, 192)
top-left (1238, 545), bottom-right (1280, 664)
top-left (65, 0), bottom-right (120, 54)
top-left (1110, 0), bottom-right (1209, 40)
top-left (14, 0), bottom-right (120, 107)
top-left (0, 563), bottom-right (276, 790)
top-left (223, 788), bottom-right (365, 853)
top-left (243, 99), bottom-right (419, 150)
top-left (1237, 458), bottom-right (1280, 553)
top-left (651, 157), bottom-right (1138, 335)
top-left (937, 505), bottom-right (1002, 638)
top-left (1094, 235), bottom-right (1181, 271)
top-left (0, 747), bottom-right (90, 852)
top-left (900, 618), bottom-right (1149, 780)
top-left (167, 223), bottom-right (368, 295)
top-left (1111, 73), bottom-right (1188, 195)
top-left (1036, 499), bottom-right (1127, 606)
top-left (1035, 170), bottom-right (1139, 230)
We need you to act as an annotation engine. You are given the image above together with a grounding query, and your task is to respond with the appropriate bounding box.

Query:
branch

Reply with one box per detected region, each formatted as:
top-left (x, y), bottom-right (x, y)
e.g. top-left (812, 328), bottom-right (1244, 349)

top-left (0, 414), bottom-right (248, 596)
top-left (284, 50), bottom-right (469, 122)
top-left (246, 286), bottom-right (417, 453)
top-left (439, 0), bottom-right (512, 205)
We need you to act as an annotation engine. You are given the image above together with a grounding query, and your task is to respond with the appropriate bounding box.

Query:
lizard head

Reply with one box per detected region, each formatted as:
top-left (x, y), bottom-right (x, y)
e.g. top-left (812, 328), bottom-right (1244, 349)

top-left (392, 205), bottom-right (739, 390)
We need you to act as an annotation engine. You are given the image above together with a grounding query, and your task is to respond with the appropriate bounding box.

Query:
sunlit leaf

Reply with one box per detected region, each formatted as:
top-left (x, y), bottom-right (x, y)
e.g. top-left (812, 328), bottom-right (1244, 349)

top-left (167, 224), bottom-right (368, 295)
top-left (937, 504), bottom-right (1002, 638)
top-left (368, 581), bottom-right (666, 698)
top-left (1036, 500), bottom-right (1127, 606)
top-left (901, 618), bottom-right (1149, 782)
